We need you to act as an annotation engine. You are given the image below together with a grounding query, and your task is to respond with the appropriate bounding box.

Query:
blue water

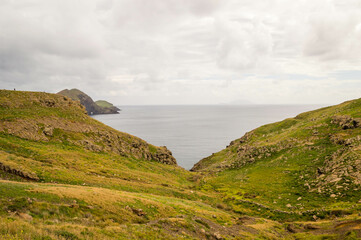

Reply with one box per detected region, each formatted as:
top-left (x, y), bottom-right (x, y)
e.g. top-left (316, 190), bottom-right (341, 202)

top-left (92, 105), bottom-right (322, 169)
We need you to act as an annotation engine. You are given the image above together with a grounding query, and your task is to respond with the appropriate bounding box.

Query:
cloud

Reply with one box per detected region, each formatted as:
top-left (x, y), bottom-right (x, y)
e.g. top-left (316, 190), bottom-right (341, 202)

top-left (303, 9), bottom-right (361, 62)
top-left (215, 17), bottom-right (273, 72)
top-left (0, 0), bottom-right (360, 104)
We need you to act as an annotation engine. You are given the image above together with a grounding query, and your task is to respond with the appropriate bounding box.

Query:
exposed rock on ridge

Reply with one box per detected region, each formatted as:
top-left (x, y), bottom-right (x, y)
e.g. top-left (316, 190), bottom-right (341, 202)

top-left (0, 160), bottom-right (39, 181)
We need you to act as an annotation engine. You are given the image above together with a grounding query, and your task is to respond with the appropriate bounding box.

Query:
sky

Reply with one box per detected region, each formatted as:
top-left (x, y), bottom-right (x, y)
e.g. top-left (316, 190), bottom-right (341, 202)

top-left (1, 0), bottom-right (361, 105)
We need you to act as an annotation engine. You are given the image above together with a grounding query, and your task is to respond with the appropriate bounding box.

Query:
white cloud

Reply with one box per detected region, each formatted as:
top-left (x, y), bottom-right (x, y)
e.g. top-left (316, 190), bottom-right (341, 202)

top-left (215, 17), bottom-right (274, 72)
top-left (303, 4), bottom-right (361, 62)
top-left (0, 0), bottom-right (360, 104)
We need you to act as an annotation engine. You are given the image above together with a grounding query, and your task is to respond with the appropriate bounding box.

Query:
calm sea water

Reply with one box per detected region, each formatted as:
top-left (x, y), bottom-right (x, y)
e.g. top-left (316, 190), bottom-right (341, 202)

top-left (92, 105), bottom-right (322, 169)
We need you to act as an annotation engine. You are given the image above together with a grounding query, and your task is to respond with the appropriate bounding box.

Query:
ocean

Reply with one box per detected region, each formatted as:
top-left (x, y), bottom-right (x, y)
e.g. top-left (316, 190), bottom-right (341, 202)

top-left (92, 105), bottom-right (323, 169)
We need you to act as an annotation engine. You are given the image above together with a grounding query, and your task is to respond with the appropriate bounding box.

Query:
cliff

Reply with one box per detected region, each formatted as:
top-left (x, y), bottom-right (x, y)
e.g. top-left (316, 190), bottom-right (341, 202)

top-left (57, 88), bottom-right (119, 115)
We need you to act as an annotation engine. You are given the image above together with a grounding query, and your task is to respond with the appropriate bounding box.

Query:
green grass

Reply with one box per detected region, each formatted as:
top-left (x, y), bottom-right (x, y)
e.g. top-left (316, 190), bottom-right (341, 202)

top-left (194, 97), bottom-right (361, 223)
top-left (95, 100), bottom-right (115, 108)
top-left (0, 90), bottom-right (265, 239)
top-left (2, 90), bottom-right (361, 239)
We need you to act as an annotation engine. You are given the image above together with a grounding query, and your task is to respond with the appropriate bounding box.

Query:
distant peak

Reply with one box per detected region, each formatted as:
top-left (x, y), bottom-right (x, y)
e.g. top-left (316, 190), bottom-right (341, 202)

top-left (57, 89), bottom-right (120, 115)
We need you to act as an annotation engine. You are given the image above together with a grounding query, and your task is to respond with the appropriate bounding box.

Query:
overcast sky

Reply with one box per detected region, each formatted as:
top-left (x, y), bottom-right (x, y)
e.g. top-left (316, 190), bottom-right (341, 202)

top-left (1, 0), bottom-right (361, 105)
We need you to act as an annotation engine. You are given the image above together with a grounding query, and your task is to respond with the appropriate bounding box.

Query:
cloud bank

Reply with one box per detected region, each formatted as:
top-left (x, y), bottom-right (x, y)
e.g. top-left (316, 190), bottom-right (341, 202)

top-left (1, 0), bottom-right (361, 104)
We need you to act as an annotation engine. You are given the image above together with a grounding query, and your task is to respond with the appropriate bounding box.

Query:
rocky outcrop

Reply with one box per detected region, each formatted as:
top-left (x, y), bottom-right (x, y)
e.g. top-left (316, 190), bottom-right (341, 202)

top-left (57, 89), bottom-right (119, 115)
top-left (152, 146), bottom-right (177, 165)
top-left (191, 133), bottom-right (299, 172)
top-left (331, 115), bottom-right (361, 129)
top-left (307, 145), bottom-right (361, 195)
top-left (0, 161), bottom-right (39, 181)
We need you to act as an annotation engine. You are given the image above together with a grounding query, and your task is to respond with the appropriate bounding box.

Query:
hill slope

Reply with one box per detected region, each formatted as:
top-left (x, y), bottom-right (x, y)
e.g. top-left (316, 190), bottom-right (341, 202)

top-left (58, 89), bottom-right (119, 115)
top-left (95, 100), bottom-right (120, 113)
top-left (192, 98), bottom-right (361, 223)
top-left (0, 90), bottom-right (290, 239)
top-left (1, 90), bottom-right (361, 239)
top-left (0, 90), bottom-right (175, 165)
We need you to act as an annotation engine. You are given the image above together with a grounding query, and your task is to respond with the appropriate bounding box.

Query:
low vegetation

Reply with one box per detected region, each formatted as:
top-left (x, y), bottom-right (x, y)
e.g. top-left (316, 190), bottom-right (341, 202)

top-left (193, 98), bottom-right (361, 238)
top-left (1, 90), bottom-right (361, 239)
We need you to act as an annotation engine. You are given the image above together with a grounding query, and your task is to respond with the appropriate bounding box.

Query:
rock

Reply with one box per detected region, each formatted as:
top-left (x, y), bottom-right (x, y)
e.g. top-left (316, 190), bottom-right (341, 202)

top-left (200, 228), bottom-right (206, 234)
top-left (330, 194), bottom-right (337, 198)
top-left (43, 126), bottom-right (53, 136)
top-left (132, 208), bottom-right (146, 217)
top-left (213, 232), bottom-right (223, 240)
top-left (287, 224), bottom-right (300, 233)
top-left (297, 197), bottom-right (302, 201)
top-left (286, 204), bottom-right (292, 208)
top-left (331, 115), bottom-right (361, 129)
top-left (0, 162), bottom-right (39, 181)
top-left (152, 146), bottom-right (177, 165)
top-left (42, 99), bottom-right (56, 107)
top-left (70, 200), bottom-right (79, 208)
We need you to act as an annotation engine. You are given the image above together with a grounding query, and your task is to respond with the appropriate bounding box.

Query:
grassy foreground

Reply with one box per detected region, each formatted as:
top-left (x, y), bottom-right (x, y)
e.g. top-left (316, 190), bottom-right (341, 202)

top-left (1, 90), bottom-right (361, 239)
top-left (0, 90), bottom-right (288, 239)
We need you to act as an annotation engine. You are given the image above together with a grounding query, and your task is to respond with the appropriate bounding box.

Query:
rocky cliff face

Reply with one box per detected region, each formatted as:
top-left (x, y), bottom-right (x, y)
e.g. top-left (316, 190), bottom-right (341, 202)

top-left (57, 89), bottom-right (119, 115)
top-left (0, 90), bottom-right (176, 165)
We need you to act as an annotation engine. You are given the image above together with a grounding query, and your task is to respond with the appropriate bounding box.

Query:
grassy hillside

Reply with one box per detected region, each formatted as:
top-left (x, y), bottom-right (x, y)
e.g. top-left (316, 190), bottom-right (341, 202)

top-left (95, 100), bottom-right (117, 109)
top-left (0, 90), bottom-right (175, 165)
top-left (1, 90), bottom-right (361, 239)
top-left (193, 99), bottom-right (361, 226)
top-left (95, 100), bottom-right (120, 114)
top-left (0, 90), bottom-right (289, 239)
